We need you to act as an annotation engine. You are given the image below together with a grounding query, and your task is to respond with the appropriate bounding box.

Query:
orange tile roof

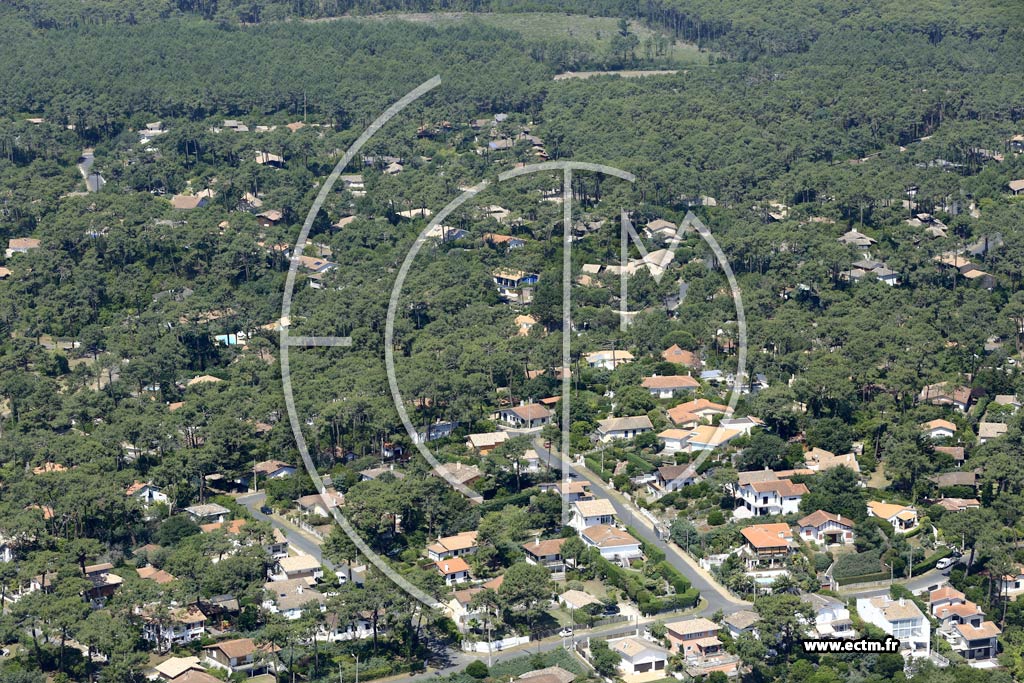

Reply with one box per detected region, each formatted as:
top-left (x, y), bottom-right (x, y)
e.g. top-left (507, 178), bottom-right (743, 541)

top-left (662, 345), bottom-right (699, 367)
top-left (929, 586), bottom-right (966, 604)
top-left (436, 557), bottom-right (471, 575)
top-left (741, 523), bottom-right (793, 549)
top-left (642, 375), bottom-right (699, 390)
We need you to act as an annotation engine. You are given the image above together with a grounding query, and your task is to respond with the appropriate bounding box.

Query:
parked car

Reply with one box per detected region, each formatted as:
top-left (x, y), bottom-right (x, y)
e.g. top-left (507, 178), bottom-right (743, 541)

top-left (558, 627), bottom-right (573, 637)
top-left (936, 557), bottom-right (957, 571)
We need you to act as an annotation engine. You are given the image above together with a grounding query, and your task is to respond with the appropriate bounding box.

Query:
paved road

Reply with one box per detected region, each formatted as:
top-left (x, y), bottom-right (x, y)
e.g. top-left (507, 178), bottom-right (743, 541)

top-left (405, 610), bottom-right (687, 679)
top-left (839, 567), bottom-right (949, 599)
top-left (237, 491), bottom-right (338, 572)
top-left (77, 149), bottom-right (105, 192)
top-left (532, 440), bottom-right (750, 616)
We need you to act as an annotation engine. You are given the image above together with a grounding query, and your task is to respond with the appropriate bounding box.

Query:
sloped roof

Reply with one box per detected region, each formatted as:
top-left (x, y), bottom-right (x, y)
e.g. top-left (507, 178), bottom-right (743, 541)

top-left (523, 537), bottom-right (566, 557)
top-left (573, 499), bottom-right (616, 518)
top-left (740, 523), bottom-right (793, 549)
top-left (868, 501), bottom-right (915, 520)
top-left (435, 557), bottom-right (471, 575)
top-left (508, 403), bottom-right (553, 421)
top-left (205, 638), bottom-right (257, 659)
top-left (581, 524), bottom-right (638, 548)
top-left (642, 375), bottom-right (699, 390)
top-left (797, 510), bottom-right (855, 529)
top-left (598, 415), bottom-right (653, 433)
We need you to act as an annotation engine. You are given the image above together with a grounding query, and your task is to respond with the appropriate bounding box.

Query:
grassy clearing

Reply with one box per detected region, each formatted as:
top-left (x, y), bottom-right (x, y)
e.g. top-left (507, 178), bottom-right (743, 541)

top-left (337, 12), bottom-right (707, 65)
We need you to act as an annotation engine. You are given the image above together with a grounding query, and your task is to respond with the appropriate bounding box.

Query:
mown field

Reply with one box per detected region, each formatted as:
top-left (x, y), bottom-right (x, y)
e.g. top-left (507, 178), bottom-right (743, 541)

top-left (335, 12), bottom-right (709, 66)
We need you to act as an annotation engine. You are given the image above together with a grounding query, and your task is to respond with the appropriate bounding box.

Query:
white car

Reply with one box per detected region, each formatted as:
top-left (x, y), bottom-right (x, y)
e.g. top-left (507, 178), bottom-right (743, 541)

top-left (559, 627), bottom-right (574, 637)
top-left (936, 557), bottom-right (956, 571)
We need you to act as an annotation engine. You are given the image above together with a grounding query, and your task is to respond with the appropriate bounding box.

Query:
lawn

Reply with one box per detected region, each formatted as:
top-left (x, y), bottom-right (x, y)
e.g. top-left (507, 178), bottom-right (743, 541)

top-left (336, 12), bottom-right (708, 66)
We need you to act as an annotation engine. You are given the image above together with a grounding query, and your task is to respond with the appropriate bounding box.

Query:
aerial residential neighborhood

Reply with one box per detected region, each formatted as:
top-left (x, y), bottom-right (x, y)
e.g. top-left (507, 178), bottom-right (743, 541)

top-left (1, 1), bottom-right (1022, 683)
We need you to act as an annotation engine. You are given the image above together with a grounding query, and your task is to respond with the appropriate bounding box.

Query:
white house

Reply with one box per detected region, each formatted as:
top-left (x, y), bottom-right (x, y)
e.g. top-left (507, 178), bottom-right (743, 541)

top-left (684, 425), bottom-right (742, 453)
top-left (203, 638), bottom-right (278, 676)
top-left (796, 510), bottom-right (855, 545)
top-left (497, 403), bottom-right (553, 429)
top-left (867, 501), bottom-right (918, 533)
top-left (570, 499), bottom-right (617, 531)
top-left (733, 472), bottom-right (808, 518)
top-left (435, 557), bottom-right (471, 585)
top-left (978, 422), bottom-right (1008, 444)
top-left (584, 350), bottom-right (634, 370)
top-left (125, 481), bottom-right (169, 507)
top-left (950, 621), bottom-right (1001, 662)
top-left (610, 636), bottom-right (670, 675)
top-left (856, 596), bottom-right (930, 659)
top-left (559, 589), bottom-right (602, 611)
top-left (718, 416), bottom-right (765, 435)
top-left (446, 587), bottom-right (484, 631)
top-left (580, 524), bottom-right (643, 562)
top-left (274, 555), bottom-right (324, 583)
top-left (723, 610), bottom-right (759, 639)
top-left (657, 429), bottom-right (691, 455)
top-left (998, 567), bottom-right (1024, 598)
top-left (295, 489), bottom-right (345, 518)
top-left (183, 503), bottom-right (230, 524)
top-left (802, 593), bottom-right (855, 639)
top-left (597, 416), bottom-right (653, 442)
top-left (641, 375), bottom-right (699, 399)
top-left (553, 480), bottom-right (592, 502)
top-left (253, 460), bottom-right (296, 479)
top-left (140, 606), bottom-right (207, 649)
top-left (426, 531), bottom-right (478, 562)
top-left (262, 579), bottom-right (326, 620)
top-left (921, 419), bottom-right (957, 440)
top-left (653, 464), bottom-right (696, 492)
top-left (318, 610), bottom-right (377, 642)
top-left (522, 537), bottom-right (567, 571)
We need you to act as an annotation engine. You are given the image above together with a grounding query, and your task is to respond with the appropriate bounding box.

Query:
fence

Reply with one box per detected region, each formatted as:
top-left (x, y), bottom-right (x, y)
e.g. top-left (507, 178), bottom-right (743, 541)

top-left (462, 635), bottom-right (530, 653)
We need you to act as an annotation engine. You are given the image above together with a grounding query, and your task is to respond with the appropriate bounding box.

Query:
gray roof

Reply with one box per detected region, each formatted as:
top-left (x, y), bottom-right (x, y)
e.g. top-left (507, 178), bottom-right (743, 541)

top-left (724, 609), bottom-right (759, 630)
top-left (801, 592), bottom-right (844, 612)
top-left (598, 416), bottom-right (653, 433)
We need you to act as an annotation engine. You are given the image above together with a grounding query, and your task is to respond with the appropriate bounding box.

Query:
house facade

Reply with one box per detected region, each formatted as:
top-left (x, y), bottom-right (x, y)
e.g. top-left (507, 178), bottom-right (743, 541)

top-left (435, 557), bottom-right (471, 585)
top-left (522, 537), bottom-right (567, 571)
top-left (856, 597), bottom-right (929, 659)
top-left (140, 606), bottom-right (207, 649)
top-left (203, 638), bottom-right (277, 675)
top-left (596, 416), bottom-right (653, 442)
top-left (569, 499), bottom-right (617, 531)
top-left (641, 375), bottom-right (699, 399)
top-left (733, 475), bottom-right (808, 517)
top-left (426, 531), bottom-right (479, 562)
top-left (610, 637), bottom-right (669, 675)
top-left (867, 501), bottom-right (918, 532)
top-left (497, 403), bottom-right (553, 429)
top-left (584, 350), bottom-right (634, 370)
top-left (802, 593), bottom-right (855, 639)
top-left (580, 525), bottom-right (642, 562)
top-left (797, 510), bottom-right (855, 545)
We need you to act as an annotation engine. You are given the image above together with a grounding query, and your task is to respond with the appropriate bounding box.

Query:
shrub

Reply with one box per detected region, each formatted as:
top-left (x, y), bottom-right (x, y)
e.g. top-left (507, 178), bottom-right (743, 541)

top-left (707, 510), bottom-right (725, 526)
top-left (466, 661), bottom-right (489, 679)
